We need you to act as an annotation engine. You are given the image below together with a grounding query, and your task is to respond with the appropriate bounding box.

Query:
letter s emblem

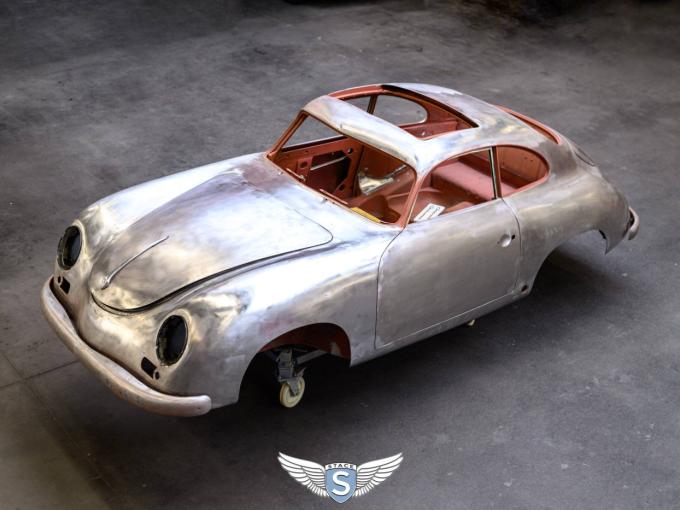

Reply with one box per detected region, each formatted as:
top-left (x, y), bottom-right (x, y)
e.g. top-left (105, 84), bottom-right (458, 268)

top-left (331, 470), bottom-right (351, 496)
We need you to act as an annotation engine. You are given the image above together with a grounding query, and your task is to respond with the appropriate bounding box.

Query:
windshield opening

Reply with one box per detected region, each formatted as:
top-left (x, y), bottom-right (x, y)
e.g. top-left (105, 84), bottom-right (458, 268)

top-left (269, 114), bottom-right (416, 225)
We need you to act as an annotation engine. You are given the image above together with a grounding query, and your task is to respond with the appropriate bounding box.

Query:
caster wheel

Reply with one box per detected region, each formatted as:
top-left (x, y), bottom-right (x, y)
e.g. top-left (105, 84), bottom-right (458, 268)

top-left (279, 377), bottom-right (305, 408)
top-left (466, 319), bottom-right (476, 327)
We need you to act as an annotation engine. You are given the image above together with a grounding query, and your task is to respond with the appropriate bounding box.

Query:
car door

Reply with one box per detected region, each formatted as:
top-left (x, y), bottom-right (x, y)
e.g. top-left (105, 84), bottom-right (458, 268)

top-left (375, 150), bottom-right (520, 348)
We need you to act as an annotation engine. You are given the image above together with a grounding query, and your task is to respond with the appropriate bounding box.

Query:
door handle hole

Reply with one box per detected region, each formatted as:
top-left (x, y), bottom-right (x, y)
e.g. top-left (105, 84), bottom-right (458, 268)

top-left (498, 234), bottom-right (513, 247)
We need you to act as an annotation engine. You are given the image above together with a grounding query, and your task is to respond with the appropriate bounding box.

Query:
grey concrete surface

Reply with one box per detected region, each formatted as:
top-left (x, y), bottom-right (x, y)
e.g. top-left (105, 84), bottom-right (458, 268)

top-left (1, 0), bottom-right (679, 508)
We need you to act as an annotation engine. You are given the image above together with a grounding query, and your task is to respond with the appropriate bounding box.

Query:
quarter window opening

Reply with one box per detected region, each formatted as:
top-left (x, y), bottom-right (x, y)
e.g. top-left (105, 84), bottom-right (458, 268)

top-left (496, 146), bottom-right (549, 197)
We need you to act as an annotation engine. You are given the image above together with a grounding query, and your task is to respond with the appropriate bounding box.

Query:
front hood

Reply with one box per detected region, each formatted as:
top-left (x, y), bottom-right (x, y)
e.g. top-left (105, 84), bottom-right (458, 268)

top-left (89, 169), bottom-right (332, 311)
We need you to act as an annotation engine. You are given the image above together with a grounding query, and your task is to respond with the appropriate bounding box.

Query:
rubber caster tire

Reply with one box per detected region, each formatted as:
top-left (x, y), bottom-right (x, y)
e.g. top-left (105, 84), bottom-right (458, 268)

top-left (279, 378), bottom-right (305, 408)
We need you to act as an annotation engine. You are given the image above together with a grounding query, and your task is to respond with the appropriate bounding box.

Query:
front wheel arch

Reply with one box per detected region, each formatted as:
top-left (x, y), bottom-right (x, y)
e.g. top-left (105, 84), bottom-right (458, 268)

top-left (257, 323), bottom-right (352, 359)
top-left (233, 323), bottom-right (351, 406)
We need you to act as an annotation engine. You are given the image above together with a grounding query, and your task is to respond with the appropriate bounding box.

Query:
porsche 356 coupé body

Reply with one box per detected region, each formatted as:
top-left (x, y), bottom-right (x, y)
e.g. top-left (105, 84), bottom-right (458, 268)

top-left (41, 83), bottom-right (639, 415)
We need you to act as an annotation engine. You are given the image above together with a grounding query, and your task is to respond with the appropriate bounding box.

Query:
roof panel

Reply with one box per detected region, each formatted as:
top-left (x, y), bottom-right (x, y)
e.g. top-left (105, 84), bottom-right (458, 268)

top-left (303, 95), bottom-right (422, 169)
top-left (303, 85), bottom-right (548, 173)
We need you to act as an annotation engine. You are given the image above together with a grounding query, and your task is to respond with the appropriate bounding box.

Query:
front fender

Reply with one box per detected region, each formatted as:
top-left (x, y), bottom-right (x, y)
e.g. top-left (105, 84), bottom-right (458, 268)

top-left (175, 238), bottom-right (386, 407)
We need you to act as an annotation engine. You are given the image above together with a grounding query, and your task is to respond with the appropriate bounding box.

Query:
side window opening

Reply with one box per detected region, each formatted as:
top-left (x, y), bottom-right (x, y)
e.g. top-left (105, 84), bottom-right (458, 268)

top-left (271, 115), bottom-right (416, 225)
top-left (410, 148), bottom-right (495, 223)
top-left (496, 146), bottom-right (548, 197)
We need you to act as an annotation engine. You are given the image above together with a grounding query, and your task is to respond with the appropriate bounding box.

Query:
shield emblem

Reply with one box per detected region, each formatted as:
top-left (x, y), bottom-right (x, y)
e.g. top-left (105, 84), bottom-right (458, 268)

top-left (325, 466), bottom-right (357, 503)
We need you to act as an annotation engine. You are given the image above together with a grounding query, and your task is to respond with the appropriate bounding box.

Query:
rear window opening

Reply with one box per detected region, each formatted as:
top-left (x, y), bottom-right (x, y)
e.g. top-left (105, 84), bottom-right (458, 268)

top-left (372, 95), bottom-right (428, 125)
top-left (499, 106), bottom-right (560, 144)
top-left (339, 91), bottom-right (477, 139)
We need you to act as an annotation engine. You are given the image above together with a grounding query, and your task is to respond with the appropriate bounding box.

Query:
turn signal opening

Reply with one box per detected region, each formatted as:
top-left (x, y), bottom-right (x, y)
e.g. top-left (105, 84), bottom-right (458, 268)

top-left (59, 277), bottom-right (71, 294)
top-left (141, 357), bottom-right (157, 378)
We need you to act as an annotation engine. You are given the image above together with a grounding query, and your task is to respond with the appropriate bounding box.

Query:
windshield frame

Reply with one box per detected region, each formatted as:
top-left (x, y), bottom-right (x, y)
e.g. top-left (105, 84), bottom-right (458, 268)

top-left (267, 111), bottom-right (418, 228)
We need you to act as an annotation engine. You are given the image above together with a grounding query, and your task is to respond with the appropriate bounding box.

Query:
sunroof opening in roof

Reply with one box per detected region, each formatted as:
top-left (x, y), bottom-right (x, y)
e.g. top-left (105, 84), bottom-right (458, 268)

top-left (341, 91), bottom-right (477, 139)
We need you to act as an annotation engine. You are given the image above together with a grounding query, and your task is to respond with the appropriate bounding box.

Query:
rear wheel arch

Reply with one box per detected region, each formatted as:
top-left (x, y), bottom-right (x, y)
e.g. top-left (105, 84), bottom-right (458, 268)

top-left (525, 228), bottom-right (609, 291)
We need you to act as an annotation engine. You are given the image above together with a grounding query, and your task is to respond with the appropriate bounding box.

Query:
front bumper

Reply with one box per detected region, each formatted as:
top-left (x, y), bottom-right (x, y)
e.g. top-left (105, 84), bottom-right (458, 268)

top-left (627, 207), bottom-right (640, 240)
top-left (40, 277), bottom-right (212, 417)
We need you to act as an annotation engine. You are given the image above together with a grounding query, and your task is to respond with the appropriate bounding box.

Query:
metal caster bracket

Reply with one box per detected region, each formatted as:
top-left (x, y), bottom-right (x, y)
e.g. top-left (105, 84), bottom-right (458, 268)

top-left (265, 347), bottom-right (325, 396)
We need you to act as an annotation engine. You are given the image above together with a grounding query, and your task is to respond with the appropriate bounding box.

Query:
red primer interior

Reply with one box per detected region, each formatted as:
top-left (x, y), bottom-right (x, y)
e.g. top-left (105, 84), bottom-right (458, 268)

top-left (409, 147), bottom-right (549, 218)
top-left (268, 86), bottom-right (550, 225)
top-left (496, 146), bottom-right (549, 196)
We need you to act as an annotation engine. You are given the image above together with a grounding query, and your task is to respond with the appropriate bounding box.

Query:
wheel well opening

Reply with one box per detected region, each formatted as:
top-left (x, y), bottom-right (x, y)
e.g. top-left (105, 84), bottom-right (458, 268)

top-left (531, 229), bottom-right (609, 288)
top-left (258, 323), bottom-right (351, 359)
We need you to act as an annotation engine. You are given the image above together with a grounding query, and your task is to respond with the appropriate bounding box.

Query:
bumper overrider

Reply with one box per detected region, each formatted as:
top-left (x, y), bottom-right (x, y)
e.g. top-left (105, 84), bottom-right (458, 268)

top-left (40, 277), bottom-right (212, 417)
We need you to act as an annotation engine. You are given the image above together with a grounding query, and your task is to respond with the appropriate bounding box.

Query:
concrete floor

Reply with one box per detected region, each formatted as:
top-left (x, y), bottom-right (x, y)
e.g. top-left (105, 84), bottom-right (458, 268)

top-left (1, 0), bottom-right (679, 508)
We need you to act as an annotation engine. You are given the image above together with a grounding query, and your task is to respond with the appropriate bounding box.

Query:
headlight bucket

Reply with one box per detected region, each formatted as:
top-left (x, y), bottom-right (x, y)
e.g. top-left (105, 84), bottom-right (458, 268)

top-left (156, 315), bottom-right (188, 365)
top-left (57, 226), bottom-right (82, 269)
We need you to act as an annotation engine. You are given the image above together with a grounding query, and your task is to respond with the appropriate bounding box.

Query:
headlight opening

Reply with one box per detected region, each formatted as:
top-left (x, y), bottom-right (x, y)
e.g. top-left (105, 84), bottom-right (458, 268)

top-left (156, 315), bottom-right (188, 365)
top-left (57, 226), bottom-right (82, 269)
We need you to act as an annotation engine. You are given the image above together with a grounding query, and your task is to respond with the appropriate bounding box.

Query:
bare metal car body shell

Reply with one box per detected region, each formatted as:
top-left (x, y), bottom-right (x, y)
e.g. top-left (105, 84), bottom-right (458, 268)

top-left (41, 83), bottom-right (638, 416)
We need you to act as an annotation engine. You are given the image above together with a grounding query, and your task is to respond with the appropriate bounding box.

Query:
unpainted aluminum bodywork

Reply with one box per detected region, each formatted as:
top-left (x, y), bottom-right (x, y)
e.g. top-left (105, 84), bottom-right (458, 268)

top-left (41, 83), bottom-right (638, 415)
